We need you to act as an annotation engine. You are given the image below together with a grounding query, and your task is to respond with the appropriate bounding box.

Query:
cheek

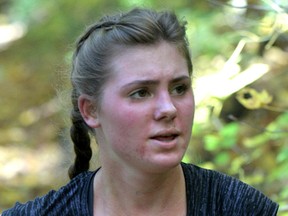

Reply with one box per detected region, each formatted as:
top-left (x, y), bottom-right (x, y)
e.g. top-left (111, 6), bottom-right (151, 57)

top-left (101, 103), bottom-right (149, 144)
top-left (114, 108), bottom-right (146, 131)
top-left (176, 99), bottom-right (195, 135)
top-left (108, 114), bottom-right (148, 160)
top-left (178, 98), bottom-right (195, 120)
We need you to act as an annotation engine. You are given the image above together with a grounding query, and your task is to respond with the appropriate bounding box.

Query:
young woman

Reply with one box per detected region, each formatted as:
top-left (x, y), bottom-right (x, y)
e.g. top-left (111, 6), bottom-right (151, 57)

top-left (2, 8), bottom-right (278, 216)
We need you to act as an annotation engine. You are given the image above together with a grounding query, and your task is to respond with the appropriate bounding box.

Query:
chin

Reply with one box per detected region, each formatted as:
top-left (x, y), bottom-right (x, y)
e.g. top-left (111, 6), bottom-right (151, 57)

top-left (145, 154), bottom-right (184, 173)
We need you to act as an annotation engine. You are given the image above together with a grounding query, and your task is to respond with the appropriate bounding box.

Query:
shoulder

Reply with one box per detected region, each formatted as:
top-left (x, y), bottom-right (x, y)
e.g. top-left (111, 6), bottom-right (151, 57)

top-left (2, 171), bottom-right (95, 216)
top-left (182, 162), bottom-right (279, 215)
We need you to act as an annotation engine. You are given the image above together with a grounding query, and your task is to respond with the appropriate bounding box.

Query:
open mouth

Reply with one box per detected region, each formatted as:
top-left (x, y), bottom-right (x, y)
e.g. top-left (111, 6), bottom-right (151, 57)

top-left (151, 134), bottom-right (178, 142)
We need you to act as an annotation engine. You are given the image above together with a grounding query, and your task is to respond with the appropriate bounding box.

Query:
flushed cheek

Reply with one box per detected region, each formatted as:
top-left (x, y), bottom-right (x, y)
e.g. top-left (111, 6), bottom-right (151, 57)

top-left (177, 98), bottom-right (194, 119)
top-left (102, 105), bottom-right (150, 153)
top-left (177, 102), bottom-right (194, 139)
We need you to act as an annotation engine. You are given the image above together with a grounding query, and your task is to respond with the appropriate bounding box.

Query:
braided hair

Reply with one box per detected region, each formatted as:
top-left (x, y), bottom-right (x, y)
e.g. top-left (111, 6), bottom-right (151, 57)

top-left (68, 8), bottom-right (192, 179)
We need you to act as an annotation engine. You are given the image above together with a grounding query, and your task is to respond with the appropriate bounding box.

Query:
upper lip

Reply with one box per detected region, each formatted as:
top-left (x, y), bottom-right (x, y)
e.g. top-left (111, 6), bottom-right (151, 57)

top-left (150, 129), bottom-right (181, 138)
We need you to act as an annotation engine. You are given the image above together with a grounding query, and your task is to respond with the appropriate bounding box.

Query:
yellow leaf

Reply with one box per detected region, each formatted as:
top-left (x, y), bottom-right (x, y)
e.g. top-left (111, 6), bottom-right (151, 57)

top-left (236, 87), bottom-right (273, 110)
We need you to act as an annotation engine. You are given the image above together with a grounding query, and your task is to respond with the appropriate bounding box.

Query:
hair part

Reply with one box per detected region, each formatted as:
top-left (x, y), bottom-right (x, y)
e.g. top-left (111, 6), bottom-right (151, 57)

top-left (68, 7), bottom-right (193, 179)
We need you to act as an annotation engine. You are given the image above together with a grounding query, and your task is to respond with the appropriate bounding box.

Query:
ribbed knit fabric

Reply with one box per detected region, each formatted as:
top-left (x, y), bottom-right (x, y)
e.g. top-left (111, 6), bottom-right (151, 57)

top-left (2, 163), bottom-right (279, 215)
top-left (2, 171), bottom-right (94, 216)
top-left (182, 163), bottom-right (279, 215)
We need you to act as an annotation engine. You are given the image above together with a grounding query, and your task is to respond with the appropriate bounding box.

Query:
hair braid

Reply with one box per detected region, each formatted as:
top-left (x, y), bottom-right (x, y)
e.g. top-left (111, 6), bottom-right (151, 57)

top-left (68, 88), bottom-right (92, 179)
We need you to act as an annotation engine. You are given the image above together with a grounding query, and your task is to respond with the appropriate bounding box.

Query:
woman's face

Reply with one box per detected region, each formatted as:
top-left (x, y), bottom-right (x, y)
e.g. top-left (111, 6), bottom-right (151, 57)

top-left (95, 42), bottom-right (195, 173)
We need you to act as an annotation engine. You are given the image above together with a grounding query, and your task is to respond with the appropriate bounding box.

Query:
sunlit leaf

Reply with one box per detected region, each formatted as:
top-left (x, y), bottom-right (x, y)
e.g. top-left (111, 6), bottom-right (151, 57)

top-left (204, 134), bottom-right (220, 151)
top-left (220, 122), bottom-right (239, 148)
top-left (243, 134), bottom-right (269, 148)
top-left (214, 152), bottom-right (230, 166)
top-left (182, 154), bottom-right (192, 163)
top-left (236, 87), bottom-right (273, 109)
top-left (277, 146), bottom-right (288, 163)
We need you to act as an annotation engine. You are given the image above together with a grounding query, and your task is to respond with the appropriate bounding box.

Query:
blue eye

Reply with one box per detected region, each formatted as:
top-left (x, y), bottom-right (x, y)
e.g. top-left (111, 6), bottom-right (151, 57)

top-left (171, 84), bottom-right (188, 96)
top-left (129, 89), bottom-right (152, 99)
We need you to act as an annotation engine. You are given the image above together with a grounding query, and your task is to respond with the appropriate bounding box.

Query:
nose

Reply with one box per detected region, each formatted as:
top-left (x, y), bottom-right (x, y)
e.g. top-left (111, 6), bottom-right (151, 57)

top-left (154, 92), bottom-right (177, 121)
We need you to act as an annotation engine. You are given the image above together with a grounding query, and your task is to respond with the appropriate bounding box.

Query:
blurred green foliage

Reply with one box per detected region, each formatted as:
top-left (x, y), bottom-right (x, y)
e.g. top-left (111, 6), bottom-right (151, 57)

top-left (0, 0), bottom-right (287, 214)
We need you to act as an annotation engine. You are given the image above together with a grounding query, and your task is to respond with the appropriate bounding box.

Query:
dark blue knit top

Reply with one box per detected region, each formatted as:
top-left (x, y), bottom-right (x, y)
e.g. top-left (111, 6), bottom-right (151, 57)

top-left (2, 163), bottom-right (279, 215)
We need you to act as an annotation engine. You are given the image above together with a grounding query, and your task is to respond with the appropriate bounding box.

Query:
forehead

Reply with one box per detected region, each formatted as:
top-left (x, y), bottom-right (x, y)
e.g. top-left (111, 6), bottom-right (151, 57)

top-left (109, 42), bottom-right (189, 81)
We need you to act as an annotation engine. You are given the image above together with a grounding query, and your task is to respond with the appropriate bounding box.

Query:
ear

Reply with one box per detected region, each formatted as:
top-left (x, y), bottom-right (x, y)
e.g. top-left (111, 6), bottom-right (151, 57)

top-left (78, 95), bottom-right (101, 128)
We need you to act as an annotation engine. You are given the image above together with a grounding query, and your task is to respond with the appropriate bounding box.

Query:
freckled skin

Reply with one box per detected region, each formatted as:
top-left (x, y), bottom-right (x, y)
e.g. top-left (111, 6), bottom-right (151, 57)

top-left (95, 41), bottom-right (195, 173)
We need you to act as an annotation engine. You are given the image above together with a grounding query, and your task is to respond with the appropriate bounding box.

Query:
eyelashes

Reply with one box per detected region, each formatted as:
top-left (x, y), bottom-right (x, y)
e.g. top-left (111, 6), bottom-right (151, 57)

top-left (128, 84), bottom-right (190, 100)
top-left (171, 84), bottom-right (189, 96)
top-left (129, 88), bottom-right (152, 99)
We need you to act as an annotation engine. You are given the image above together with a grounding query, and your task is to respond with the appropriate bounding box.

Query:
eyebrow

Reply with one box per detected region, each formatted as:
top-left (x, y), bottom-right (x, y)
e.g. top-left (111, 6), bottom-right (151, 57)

top-left (171, 76), bottom-right (191, 84)
top-left (121, 75), bottom-right (191, 89)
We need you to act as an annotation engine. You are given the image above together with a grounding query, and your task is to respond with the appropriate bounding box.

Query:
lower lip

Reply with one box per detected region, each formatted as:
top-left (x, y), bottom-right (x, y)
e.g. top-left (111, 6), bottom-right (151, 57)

top-left (150, 136), bottom-right (179, 149)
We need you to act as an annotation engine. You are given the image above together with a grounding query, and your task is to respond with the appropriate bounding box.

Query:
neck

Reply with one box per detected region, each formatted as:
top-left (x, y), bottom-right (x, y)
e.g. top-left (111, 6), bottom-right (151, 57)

top-left (93, 164), bottom-right (186, 216)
